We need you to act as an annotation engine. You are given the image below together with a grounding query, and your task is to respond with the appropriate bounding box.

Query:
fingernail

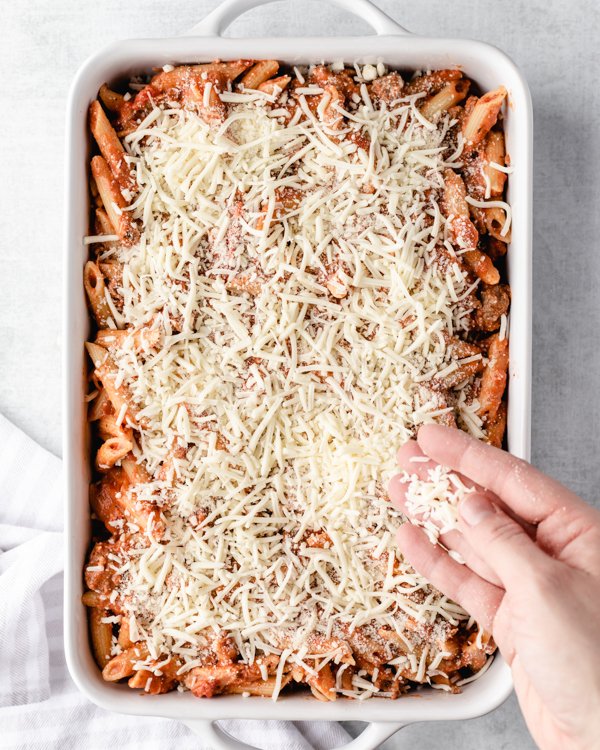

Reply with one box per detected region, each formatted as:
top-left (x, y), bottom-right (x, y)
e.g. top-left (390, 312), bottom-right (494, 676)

top-left (460, 494), bottom-right (495, 526)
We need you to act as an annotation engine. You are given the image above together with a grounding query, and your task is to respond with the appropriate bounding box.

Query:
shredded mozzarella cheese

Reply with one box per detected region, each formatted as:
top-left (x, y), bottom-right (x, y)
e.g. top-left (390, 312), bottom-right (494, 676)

top-left (400, 463), bottom-right (475, 559)
top-left (92, 70), bottom-right (491, 696)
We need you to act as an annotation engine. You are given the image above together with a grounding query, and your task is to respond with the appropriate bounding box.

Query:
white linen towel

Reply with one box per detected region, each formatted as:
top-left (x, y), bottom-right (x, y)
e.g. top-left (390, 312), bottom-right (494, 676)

top-left (0, 415), bottom-right (354, 750)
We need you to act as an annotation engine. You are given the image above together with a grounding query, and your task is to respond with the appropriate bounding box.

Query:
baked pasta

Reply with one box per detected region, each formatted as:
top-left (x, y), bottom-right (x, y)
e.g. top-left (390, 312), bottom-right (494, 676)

top-left (82, 60), bottom-right (511, 700)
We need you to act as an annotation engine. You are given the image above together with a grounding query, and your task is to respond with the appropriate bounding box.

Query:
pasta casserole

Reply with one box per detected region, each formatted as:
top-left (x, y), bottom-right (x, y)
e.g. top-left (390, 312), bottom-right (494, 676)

top-left (82, 59), bottom-right (511, 700)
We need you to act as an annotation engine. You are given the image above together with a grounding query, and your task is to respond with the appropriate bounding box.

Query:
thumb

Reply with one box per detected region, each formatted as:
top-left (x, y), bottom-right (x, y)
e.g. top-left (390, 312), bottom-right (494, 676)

top-left (459, 493), bottom-right (548, 589)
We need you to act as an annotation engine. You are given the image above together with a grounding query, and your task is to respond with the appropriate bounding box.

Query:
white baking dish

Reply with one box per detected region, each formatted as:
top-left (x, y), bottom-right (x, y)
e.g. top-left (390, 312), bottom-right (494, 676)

top-left (63, 1), bottom-right (532, 747)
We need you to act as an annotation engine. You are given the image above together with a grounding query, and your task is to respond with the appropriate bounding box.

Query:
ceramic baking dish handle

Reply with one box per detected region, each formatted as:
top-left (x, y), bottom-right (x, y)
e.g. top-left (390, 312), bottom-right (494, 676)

top-left (178, 3), bottom-right (403, 748)
top-left (182, 0), bottom-right (411, 37)
top-left (183, 719), bottom-right (409, 750)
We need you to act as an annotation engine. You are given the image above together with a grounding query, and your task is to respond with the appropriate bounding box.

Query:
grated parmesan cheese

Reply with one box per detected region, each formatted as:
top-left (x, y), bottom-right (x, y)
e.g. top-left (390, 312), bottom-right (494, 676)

top-left (400, 463), bottom-right (475, 559)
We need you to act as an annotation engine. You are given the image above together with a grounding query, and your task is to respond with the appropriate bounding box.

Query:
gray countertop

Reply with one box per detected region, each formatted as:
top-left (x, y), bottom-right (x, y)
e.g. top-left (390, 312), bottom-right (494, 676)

top-left (2, 0), bottom-right (598, 747)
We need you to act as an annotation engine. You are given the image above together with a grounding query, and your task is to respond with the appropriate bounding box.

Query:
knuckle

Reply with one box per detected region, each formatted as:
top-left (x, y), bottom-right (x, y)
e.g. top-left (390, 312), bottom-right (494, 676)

top-left (525, 560), bottom-right (558, 595)
top-left (496, 457), bottom-right (527, 498)
top-left (460, 441), bottom-right (482, 474)
top-left (486, 517), bottom-right (524, 548)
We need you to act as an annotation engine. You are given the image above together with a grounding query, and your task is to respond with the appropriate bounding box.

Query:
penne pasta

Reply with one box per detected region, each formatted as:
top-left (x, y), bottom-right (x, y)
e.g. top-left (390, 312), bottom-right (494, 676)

top-left (442, 168), bottom-right (469, 218)
top-left (436, 338), bottom-right (484, 389)
top-left (226, 676), bottom-right (291, 697)
top-left (89, 607), bottom-right (113, 667)
top-left (115, 61), bottom-right (256, 131)
top-left (462, 248), bottom-right (500, 285)
top-left (83, 261), bottom-right (113, 327)
top-left (306, 664), bottom-right (336, 701)
top-left (90, 155), bottom-right (139, 245)
top-left (93, 333), bottom-right (122, 357)
top-left (93, 468), bottom-right (164, 540)
top-left (97, 261), bottom-right (122, 284)
top-left (95, 327), bottom-right (161, 352)
top-left (442, 169), bottom-right (480, 249)
top-left (120, 455), bottom-right (152, 485)
top-left (149, 60), bottom-right (254, 94)
top-left (485, 400), bottom-right (507, 447)
top-left (127, 668), bottom-right (176, 694)
top-left (118, 617), bottom-right (134, 649)
top-left (404, 68), bottom-right (463, 96)
top-left (109, 464), bottom-right (165, 540)
top-left (89, 100), bottom-right (134, 191)
top-left (420, 78), bottom-right (470, 120)
top-left (94, 207), bottom-right (118, 239)
top-left (82, 590), bottom-right (109, 608)
top-left (468, 204), bottom-right (487, 234)
top-left (93, 470), bottom-right (166, 542)
top-left (484, 131), bottom-right (507, 197)
top-left (484, 206), bottom-right (512, 243)
top-left (256, 186), bottom-right (302, 231)
top-left (438, 358), bottom-right (484, 390)
top-left (185, 78), bottom-right (227, 125)
top-left (462, 86), bottom-right (507, 151)
top-left (96, 436), bottom-right (133, 470)
top-left (102, 646), bottom-right (144, 682)
top-left (88, 387), bottom-right (111, 421)
top-left (320, 84), bottom-right (344, 131)
top-left (99, 83), bottom-right (125, 114)
top-left (478, 334), bottom-right (509, 419)
top-left (94, 354), bottom-right (149, 429)
top-left (257, 75), bottom-right (291, 96)
top-left (325, 268), bottom-right (350, 299)
top-left (85, 539), bottom-right (130, 608)
top-left (240, 60), bottom-right (279, 89)
top-left (90, 470), bottom-right (128, 529)
top-left (85, 341), bottom-right (109, 368)
top-left (228, 273), bottom-right (265, 298)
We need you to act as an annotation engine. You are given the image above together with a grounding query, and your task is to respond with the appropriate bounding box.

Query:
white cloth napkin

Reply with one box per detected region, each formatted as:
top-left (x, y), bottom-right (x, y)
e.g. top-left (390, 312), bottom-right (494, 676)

top-left (0, 415), bottom-right (353, 750)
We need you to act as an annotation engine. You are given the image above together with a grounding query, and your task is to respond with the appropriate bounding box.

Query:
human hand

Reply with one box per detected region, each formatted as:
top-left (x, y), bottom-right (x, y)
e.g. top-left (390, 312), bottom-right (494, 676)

top-left (388, 424), bottom-right (600, 750)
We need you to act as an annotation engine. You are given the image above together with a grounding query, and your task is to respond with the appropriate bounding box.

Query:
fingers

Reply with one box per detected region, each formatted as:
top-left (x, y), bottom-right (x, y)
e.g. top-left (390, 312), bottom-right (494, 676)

top-left (458, 492), bottom-right (549, 589)
top-left (395, 438), bottom-right (492, 498)
top-left (396, 522), bottom-right (503, 631)
top-left (389, 463), bottom-right (502, 586)
top-left (395, 440), bottom-right (437, 475)
top-left (417, 424), bottom-right (588, 524)
top-left (391, 439), bottom-right (502, 585)
top-left (435, 529), bottom-right (503, 586)
top-left (392, 439), bottom-right (482, 509)
top-left (539, 510), bottom-right (600, 572)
